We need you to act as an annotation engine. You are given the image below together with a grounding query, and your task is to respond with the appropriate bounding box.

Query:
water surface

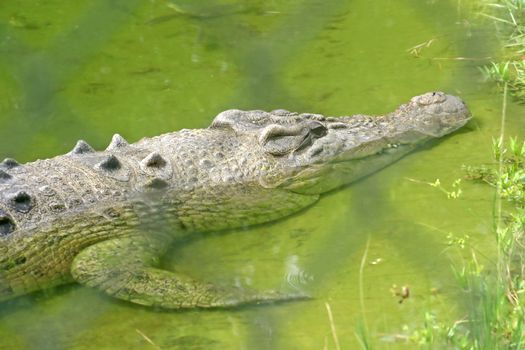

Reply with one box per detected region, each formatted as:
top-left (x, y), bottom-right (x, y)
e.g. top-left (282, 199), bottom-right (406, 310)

top-left (0, 0), bottom-right (522, 349)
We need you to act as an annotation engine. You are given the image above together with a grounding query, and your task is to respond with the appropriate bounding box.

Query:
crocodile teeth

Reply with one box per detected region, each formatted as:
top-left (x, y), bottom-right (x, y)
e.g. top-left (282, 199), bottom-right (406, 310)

top-left (96, 155), bottom-right (121, 171)
top-left (0, 158), bottom-right (20, 170)
top-left (70, 140), bottom-right (95, 155)
top-left (0, 170), bottom-right (12, 181)
top-left (141, 152), bottom-right (167, 168)
top-left (9, 191), bottom-right (33, 213)
top-left (106, 134), bottom-right (129, 151)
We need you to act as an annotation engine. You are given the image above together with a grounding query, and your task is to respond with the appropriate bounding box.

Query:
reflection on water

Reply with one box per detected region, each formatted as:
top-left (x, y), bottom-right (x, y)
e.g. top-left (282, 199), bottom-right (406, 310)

top-left (0, 0), bottom-right (522, 349)
top-left (284, 255), bottom-right (314, 291)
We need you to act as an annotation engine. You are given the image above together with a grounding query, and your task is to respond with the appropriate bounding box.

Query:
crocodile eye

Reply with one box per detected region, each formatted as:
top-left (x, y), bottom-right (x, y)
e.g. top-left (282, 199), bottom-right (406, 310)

top-left (309, 122), bottom-right (327, 138)
top-left (0, 210), bottom-right (15, 236)
top-left (259, 124), bottom-right (307, 156)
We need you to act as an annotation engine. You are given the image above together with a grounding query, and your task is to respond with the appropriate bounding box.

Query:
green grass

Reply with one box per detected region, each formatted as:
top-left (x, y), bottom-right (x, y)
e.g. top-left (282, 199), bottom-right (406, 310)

top-left (403, 140), bottom-right (525, 349)
top-left (480, 0), bottom-right (525, 102)
top-left (460, 133), bottom-right (525, 349)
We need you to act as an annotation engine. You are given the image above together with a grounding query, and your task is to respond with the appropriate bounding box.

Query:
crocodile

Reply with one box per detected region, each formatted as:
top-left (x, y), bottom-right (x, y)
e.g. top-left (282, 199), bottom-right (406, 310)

top-left (0, 92), bottom-right (470, 309)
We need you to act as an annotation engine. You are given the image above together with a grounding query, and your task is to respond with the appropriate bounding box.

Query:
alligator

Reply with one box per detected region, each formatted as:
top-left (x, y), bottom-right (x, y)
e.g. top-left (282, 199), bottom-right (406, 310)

top-left (0, 92), bottom-right (470, 309)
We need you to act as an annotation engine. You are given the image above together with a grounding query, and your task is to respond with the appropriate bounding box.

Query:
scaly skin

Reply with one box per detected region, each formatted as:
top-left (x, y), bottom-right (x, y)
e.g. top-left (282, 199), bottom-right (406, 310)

top-left (0, 92), bottom-right (471, 308)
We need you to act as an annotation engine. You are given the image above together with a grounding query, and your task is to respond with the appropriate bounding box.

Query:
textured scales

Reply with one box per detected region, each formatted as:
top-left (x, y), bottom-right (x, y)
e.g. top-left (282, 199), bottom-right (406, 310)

top-left (0, 92), bottom-right (471, 309)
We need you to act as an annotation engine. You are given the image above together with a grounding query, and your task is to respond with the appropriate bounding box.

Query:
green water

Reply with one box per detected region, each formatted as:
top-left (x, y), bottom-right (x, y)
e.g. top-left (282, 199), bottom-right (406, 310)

top-left (0, 0), bottom-right (523, 349)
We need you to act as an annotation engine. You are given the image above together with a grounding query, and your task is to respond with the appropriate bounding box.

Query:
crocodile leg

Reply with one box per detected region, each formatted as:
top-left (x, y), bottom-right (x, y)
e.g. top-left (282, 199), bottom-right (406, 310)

top-left (71, 234), bottom-right (305, 309)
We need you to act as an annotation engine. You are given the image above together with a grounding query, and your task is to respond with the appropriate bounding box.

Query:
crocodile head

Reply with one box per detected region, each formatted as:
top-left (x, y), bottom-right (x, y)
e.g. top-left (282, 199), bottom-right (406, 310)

top-left (211, 92), bottom-right (470, 194)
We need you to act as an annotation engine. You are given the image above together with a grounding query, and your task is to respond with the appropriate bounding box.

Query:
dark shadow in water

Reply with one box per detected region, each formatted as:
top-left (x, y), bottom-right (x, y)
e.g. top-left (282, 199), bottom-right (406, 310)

top-left (227, 0), bottom-right (350, 109)
top-left (0, 0), bottom-right (142, 158)
top-left (0, 286), bottom-right (112, 350)
top-left (158, 0), bottom-right (349, 110)
top-left (147, 0), bottom-right (255, 22)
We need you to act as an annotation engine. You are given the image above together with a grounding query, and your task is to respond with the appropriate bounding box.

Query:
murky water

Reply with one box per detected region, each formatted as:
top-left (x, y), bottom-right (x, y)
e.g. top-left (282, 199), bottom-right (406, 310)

top-left (0, 0), bottom-right (522, 349)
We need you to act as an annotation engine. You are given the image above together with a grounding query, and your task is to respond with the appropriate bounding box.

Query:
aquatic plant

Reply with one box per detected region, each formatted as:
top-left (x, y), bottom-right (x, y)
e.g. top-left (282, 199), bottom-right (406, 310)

top-left (397, 138), bottom-right (524, 349)
top-left (480, 0), bottom-right (525, 102)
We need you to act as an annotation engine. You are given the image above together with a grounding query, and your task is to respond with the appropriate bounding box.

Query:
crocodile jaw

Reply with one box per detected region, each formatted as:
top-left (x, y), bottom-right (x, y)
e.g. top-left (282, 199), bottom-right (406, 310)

top-left (275, 92), bottom-right (471, 194)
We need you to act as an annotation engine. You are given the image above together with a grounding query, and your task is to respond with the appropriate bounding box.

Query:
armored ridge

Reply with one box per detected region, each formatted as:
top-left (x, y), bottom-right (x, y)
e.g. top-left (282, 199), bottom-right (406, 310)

top-left (0, 92), bottom-right (471, 309)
